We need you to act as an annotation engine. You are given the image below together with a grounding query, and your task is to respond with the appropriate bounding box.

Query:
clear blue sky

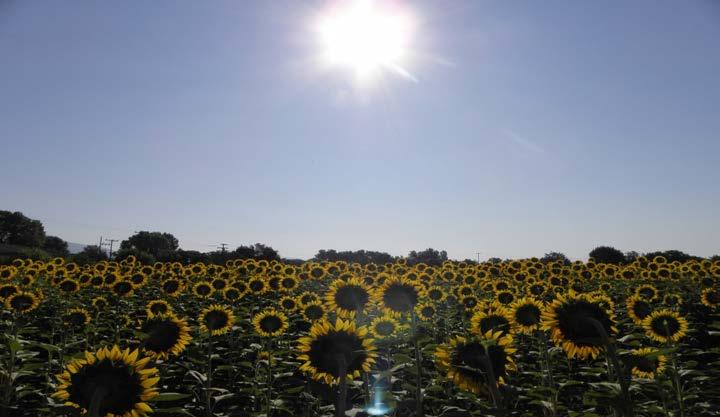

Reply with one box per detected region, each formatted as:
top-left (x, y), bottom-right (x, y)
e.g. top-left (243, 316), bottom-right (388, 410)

top-left (1, 1), bottom-right (719, 260)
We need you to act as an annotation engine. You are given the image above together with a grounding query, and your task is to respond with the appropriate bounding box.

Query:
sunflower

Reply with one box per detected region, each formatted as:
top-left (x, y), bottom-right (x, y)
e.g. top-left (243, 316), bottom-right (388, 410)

top-left (199, 305), bottom-right (235, 336)
top-left (663, 293), bottom-right (682, 308)
top-left (471, 304), bottom-right (513, 337)
top-left (460, 294), bottom-right (480, 310)
top-left (434, 331), bottom-right (517, 394)
top-left (375, 276), bottom-right (423, 316)
top-left (298, 291), bottom-right (321, 307)
top-left (426, 285), bottom-right (446, 303)
top-left (58, 279), bottom-right (80, 293)
top-left (541, 292), bottom-right (618, 359)
top-left (509, 298), bottom-right (543, 333)
top-left (247, 276), bottom-right (267, 295)
top-left (210, 278), bottom-right (228, 291)
top-left (146, 300), bottom-right (172, 318)
top-left (279, 276), bottom-right (299, 292)
top-left (642, 309), bottom-right (689, 344)
top-left (253, 308), bottom-right (290, 337)
top-left (415, 302), bottom-right (437, 321)
top-left (279, 295), bottom-right (298, 311)
top-left (622, 294), bottom-right (652, 325)
top-left (635, 284), bottom-right (659, 301)
top-left (52, 345), bottom-right (159, 417)
top-left (496, 290), bottom-right (515, 306)
top-left (161, 278), bottom-right (183, 297)
top-left (302, 301), bottom-right (326, 322)
top-left (64, 307), bottom-right (91, 328)
top-left (297, 318), bottom-right (377, 385)
top-left (700, 288), bottom-right (719, 309)
top-left (5, 291), bottom-right (40, 314)
top-left (192, 281), bottom-right (214, 299)
top-left (92, 296), bottom-right (109, 310)
top-left (141, 314), bottom-right (192, 360)
top-left (326, 277), bottom-right (372, 317)
top-left (627, 347), bottom-right (667, 379)
top-left (223, 287), bottom-right (243, 302)
top-left (0, 283), bottom-right (19, 300)
top-left (370, 315), bottom-right (401, 339)
top-left (112, 280), bottom-right (135, 297)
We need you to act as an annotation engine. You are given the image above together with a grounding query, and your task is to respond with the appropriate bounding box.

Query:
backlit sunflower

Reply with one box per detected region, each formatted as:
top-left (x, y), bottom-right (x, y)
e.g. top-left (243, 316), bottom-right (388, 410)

top-left (58, 279), bottom-right (80, 293)
top-left (52, 345), bottom-right (159, 417)
top-left (415, 302), bottom-right (437, 321)
top-left (370, 315), bottom-right (401, 339)
top-left (141, 314), bottom-right (192, 360)
top-left (192, 281), bottom-right (214, 299)
top-left (297, 318), bottom-right (377, 385)
top-left (253, 308), bottom-right (289, 337)
top-left (146, 300), bottom-right (172, 318)
top-left (326, 277), bottom-right (371, 317)
top-left (64, 307), bottom-right (91, 328)
top-left (5, 291), bottom-right (40, 314)
top-left (199, 305), bottom-right (235, 336)
top-left (471, 304), bottom-right (513, 337)
top-left (642, 309), bottom-right (688, 344)
top-left (626, 295), bottom-right (653, 325)
top-left (509, 298), bottom-right (543, 333)
top-left (541, 292), bottom-right (618, 359)
top-left (112, 280), bottom-right (135, 297)
top-left (161, 278), bottom-right (183, 297)
top-left (434, 331), bottom-right (517, 394)
top-left (375, 276), bottom-right (423, 316)
top-left (627, 347), bottom-right (667, 379)
top-left (701, 288), bottom-right (719, 309)
top-left (302, 301), bottom-right (326, 322)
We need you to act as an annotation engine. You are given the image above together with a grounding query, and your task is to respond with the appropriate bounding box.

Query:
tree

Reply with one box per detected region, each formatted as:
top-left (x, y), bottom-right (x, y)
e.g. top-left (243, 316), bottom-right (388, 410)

top-left (314, 249), bottom-right (396, 265)
top-left (541, 252), bottom-right (570, 264)
top-left (120, 231), bottom-right (179, 259)
top-left (72, 245), bottom-right (108, 264)
top-left (589, 246), bottom-right (626, 264)
top-left (43, 235), bottom-right (69, 256)
top-left (230, 243), bottom-right (281, 261)
top-left (407, 248), bottom-right (448, 266)
top-left (0, 211), bottom-right (46, 247)
top-left (643, 250), bottom-right (701, 263)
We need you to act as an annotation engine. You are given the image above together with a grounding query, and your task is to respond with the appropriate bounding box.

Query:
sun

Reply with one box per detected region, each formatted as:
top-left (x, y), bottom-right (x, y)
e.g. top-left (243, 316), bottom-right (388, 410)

top-left (316, 0), bottom-right (415, 82)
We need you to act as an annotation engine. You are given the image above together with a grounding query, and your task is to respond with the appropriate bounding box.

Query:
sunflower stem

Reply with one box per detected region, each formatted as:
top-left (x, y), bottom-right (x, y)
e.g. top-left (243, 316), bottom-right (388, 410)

top-left (335, 355), bottom-right (348, 417)
top-left (663, 329), bottom-right (685, 417)
top-left (479, 355), bottom-right (505, 415)
top-left (205, 335), bottom-right (213, 417)
top-left (411, 312), bottom-right (424, 417)
top-left (265, 340), bottom-right (273, 415)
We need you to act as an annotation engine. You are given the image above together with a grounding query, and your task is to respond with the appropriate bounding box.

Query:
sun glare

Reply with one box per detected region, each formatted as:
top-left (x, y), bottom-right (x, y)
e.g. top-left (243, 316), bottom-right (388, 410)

top-left (316, 0), bottom-right (415, 82)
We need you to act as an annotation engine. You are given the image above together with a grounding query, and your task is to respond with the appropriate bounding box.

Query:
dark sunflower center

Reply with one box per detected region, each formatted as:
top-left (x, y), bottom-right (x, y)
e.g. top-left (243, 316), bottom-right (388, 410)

top-left (555, 300), bottom-right (614, 347)
top-left (225, 289), bottom-right (240, 300)
top-left (428, 289), bottom-right (443, 300)
top-left (281, 299), bottom-right (295, 309)
top-left (634, 356), bottom-right (657, 373)
top-left (91, 276), bottom-right (104, 286)
top-left (114, 282), bottom-right (133, 295)
top-left (143, 319), bottom-right (181, 352)
top-left (451, 341), bottom-right (507, 383)
top-left (480, 315), bottom-right (510, 334)
top-left (650, 316), bottom-right (680, 337)
top-left (638, 288), bottom-right (655, 299)
top-left (421, 306), bottom-right (435, 317)
top-left (163, 281), bottom-right (179, 293)
top-left (260, 315), bottom-right (283, 333)
top-left (383, 284), bottom-right (419, 313)
top-left (308, 331), bottom-right (367, 377)
top-left (632, 300), bottom-right (652, 320)
top-left (462, 297), bottom-right (478, 309)
top-left (10, 295), bottom-right (33, 311)
top-left (196, 284), bottom-right (212, 296)
top-left (66, 312), bottom-right (87, 327)
top-left (530, 285), bottom-right (544, 296)
top-left (150, 303), bottom-right (168, 314)
top-left (60, 281), bottom-right (78, 292)
top-left (375, 321), bottom-right (395, 336)
top-left (249, 281), bottom-right (264, 292)
top-left (706, 290), bottom-right (720, 304)
top-left (67, 360), bottom-right (143, 415)
top-left (204, 310), bottom-right (229, 330)
top-left (212, 280), bottom-right (227, 290)
top-left (498, 292), bottom-right (514, 304)
top-left (0, 285), bottom-right (18, 298)
top-left (335, 286), bottom-right (370, 311)
top-left (305, 305), bottom-right (324, 320)
top-left (281, 278), bottom-right (296, 289)
top-left (515, 305), bottom-right (540, 326)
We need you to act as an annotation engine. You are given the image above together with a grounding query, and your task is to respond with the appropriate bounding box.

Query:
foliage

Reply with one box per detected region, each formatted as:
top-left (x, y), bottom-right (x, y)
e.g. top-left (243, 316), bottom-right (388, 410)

top-left (0, 211), bottom-right (46, 247)
top-left (42, 236), bottom-right (68, 257)
top-left (589, 246), bottom-right (626, 265)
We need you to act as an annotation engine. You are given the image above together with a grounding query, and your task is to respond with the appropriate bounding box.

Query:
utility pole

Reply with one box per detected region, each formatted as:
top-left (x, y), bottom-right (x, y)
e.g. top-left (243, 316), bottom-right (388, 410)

top-left (476, 252), bottom-right (482, 264)
top-left (218, 243), bottom-right (228, 253)
top-left (102, 239), bottom-right (119, 259)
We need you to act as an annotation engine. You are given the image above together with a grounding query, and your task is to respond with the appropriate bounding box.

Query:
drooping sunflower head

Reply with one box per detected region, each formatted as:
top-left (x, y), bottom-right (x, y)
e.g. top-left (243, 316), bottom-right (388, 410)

top-left (434, 331), bottom-right (517, 394)
top-left (5, 291), bottom-right (40, 314)
top-left (64, 307), bottom-right (91, 328)
top-left (326, 277), bottom-right (371, 317)
top-left (375, 276), bottom-right (423, 316)
top-left (626, 295), bottom-right (654, 325)
top-left (146, 300), bottom-right (172, 318)
top-left (626, 347), bottom-right (667, 379)
top-left (141, 314), bottom-right (192, 360)
top-left (370, 315), bottom-right (401, 339)
top-left (510, 297), bottom-right (543, 333)
top-left (642, 309), bottom-right (688, 344)
top-left (252, 308), bottom-right (289, 338)
top-left (199, 304), bottom-right (235, 336)
top-left (297, 318), bottom-right (377, 385)
top-left (701, 288), bottom-right (719, 309)
top-left (52, 345), bottom-right (159, 417)
top-left (470, 304), bottom-right (513, 337)
top-left (302, 301), bottom-right (326, 322)
top-left (541, 292), bottom-right (618, 359)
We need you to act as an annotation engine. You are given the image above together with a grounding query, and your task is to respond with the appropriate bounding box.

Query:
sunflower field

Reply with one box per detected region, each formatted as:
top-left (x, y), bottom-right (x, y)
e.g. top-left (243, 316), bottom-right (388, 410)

top-left (1, 256), bottom-right (719, 417)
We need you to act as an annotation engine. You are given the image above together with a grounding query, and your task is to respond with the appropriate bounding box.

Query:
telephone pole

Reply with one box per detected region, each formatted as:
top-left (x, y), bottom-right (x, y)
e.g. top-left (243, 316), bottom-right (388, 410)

top-left (218, 243), bottom-right (228, 253)
top-left (476, 252), bottom-right (482, 264)
top-left (102, 239), bottom-right (119, 259)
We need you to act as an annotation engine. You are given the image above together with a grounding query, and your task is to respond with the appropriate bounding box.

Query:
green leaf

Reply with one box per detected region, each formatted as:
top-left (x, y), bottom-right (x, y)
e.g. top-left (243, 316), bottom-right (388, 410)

top-left (152, 392), bottom-right (193, 402)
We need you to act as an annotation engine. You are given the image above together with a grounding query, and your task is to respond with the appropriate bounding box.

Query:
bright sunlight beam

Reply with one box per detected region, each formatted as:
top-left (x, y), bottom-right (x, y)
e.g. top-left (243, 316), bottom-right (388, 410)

top-left (316, 0), bottom-right (416, 83)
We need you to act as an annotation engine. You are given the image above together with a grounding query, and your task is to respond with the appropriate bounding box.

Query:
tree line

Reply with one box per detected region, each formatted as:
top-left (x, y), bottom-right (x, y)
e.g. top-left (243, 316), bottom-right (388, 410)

top-left (1, 210), bottom-right (717, 265)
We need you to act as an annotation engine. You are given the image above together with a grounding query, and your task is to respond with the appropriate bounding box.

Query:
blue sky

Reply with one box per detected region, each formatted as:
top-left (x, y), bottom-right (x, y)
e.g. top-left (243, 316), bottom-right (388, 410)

top-left (1, 1), bottom-right (719, 260)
